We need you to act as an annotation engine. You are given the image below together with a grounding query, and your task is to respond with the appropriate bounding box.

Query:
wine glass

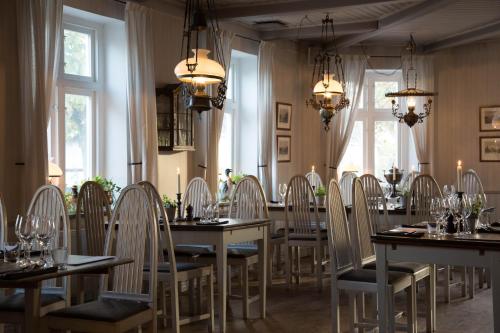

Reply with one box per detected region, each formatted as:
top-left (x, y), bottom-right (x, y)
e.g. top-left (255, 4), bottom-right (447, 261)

top-left (201, 192), bottom-right (212, 222)
top-left (429, 198), bottom-right (443, 236)
top-left (15, 215), bottom-right (27, 267)
top-left (16, 215), bottom-right (36, 266)
top-left (443, 185), bottom-right (451, 198)
top-left (279, 184), bottom-right (287, 205)
top-left (450, 196), bottom-right (464, 234)
top-left (34, 216), bottom-right (55, 267)
top-left (462, 195), bottom-right (473, 234)
top-left (212, 192), bottom-right (220, 222)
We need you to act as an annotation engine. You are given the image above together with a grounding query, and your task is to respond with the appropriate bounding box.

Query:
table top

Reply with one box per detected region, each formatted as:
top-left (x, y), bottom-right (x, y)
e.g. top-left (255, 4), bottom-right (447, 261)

top-left (0, 256), bottom-right (132, 288)
top-left (266, 202), bottom-right (408, 215)
top-left (169, 218), bottom-right (270, 232)
top-left (372, 228), bottom-right (500, 251)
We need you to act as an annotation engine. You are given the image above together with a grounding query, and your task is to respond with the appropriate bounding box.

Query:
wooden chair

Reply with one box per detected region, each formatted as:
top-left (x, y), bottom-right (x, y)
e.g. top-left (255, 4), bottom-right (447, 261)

top-left (353, 178), bottom-right (433, 333)
top-left (400, 171), bottom-right (420, 192)
top-left (359, 174), bottom-right (390, 232)
top-left (75, 181), bottom-right (112, 302)
top-left (339, 171), bottom-right (357, 206)
top-left (139, 181), bottom-right (214, 332)
top-left (284, 175), bottom-right (328, 291)
top-left (0, 185), bottom-right (70, 329)
top-left (326, 178), bottom-right (414, 333)
top-left (408, 175), bottom-right (466, 303)
top-left (305, 171), bottom-right (323, 190)
top-left (181, 177), bottom-right (212, 219)
top-left (44, 184), bottom-right (158, 333)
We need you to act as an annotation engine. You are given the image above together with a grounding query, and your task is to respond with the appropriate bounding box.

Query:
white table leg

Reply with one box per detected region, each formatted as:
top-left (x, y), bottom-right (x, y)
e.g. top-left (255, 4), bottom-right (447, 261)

top-left (258, 226), bottom-right (268, 319)
top-left (430, 264), bottom-right (437, 331)
top-left (217, 235), bottom-right (228, 333)
top-left (25, 285), bottom-right (41, 333)
top-left (491, 255), bottom-right (500, 333)
top-left (375, 243), bottom-right (389, 333)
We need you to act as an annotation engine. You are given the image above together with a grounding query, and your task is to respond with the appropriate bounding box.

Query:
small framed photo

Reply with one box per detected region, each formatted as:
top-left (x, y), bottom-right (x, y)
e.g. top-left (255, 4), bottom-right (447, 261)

top-left (276, 135), bottom-right (291, 163)
top-left (276, 102), bottom-right (292, 130)
top-left (479, 106), bottom-right (500, 131)
top-left (480, 136), bottom-right (500, 162)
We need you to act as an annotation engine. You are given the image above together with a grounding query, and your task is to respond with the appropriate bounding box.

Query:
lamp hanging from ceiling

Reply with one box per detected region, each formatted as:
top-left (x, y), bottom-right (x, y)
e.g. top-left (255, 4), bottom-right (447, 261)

top-left (306, 14), bottom-right (349, 131)
top-left (174, 0), bottom-right (227, 113)
top-left (385, 35), bottom-right (436, 127)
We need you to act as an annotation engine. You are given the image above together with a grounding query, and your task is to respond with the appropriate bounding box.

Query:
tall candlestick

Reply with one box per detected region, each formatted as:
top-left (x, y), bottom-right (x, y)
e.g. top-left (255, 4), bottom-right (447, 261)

top-left (392, 164), bottom-right (396, 181)
top-left (457, 160), bottom-right (463, 192)
top-left (177, 167), bottom-right (181, 193)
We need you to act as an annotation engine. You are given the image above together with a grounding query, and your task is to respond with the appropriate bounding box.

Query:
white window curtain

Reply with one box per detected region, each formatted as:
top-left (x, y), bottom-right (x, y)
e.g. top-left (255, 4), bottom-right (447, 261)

top-left (257, 41), bottom-right (275, 200)
top-left (17, 0), bottom-right (63, 208)
top-left (205, 30), bottom-right (234, 193)
top-left (327, 55), bottom-right (367, 180)
top-left (125, 2), bottom-right (158, 186)
top-left (403, 55), bottom-right (435, 175)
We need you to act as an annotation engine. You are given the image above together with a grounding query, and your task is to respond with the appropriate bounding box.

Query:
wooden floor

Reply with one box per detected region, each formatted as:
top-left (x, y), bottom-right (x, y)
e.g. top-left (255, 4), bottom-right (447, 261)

top-left (170, 271), bottom-right (493, 333)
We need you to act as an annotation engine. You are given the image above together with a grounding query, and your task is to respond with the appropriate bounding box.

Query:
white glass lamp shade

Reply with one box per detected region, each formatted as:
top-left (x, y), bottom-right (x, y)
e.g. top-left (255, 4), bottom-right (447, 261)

top-left (174, 49), bottom-right (225, 85)
top-left (313, 74), bottom-right (343, 98)
top-left (48, 162), bottom-right (63, 177)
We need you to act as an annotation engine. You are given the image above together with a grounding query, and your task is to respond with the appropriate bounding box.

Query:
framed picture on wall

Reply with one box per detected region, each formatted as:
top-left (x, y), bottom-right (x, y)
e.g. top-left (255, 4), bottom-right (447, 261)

top-left (480, 136), bottom-right (500, 162)
top-left (276, 102), bottom-right (292, 130)
top-left (277, 135), bottom-right (291, 163)
top-left (479, 106), bottom-right (500, 131)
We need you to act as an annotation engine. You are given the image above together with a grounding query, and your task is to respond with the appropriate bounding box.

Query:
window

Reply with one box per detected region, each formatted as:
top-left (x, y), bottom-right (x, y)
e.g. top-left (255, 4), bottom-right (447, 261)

top-left (338, 70), bottom-right (418, 179)
top-left (218, 65), bottom-right (235, 176)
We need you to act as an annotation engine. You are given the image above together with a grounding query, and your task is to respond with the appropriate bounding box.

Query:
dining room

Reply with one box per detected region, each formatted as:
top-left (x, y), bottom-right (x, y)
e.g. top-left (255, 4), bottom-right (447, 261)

top-left (2, 0), bottom-right (500, 332)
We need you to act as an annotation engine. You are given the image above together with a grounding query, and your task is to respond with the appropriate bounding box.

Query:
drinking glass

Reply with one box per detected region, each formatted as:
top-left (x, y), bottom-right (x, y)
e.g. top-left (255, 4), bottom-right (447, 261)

top-left (443, 185), bottom-right (450, 198)
top-left (2, 242), bottom-right (20, 263)
top-left (279, 184), bottom-right (287, 205)
top-left (212, 193), bottom-right (220, 222)
top-left (34, 216), bottom-right (55, 267)
top-left (429, 198), bottom-right (443, 236)
top-left (201, 193), bottom-right (212, 222)
top-left (15, 215), bottom-right (36, 267)
top-left (462, 195), bottom-right (473, 234)
top-left (51, 247), bottom-right (68, 269)
top-left (450, 196), bottom-right (464, 234)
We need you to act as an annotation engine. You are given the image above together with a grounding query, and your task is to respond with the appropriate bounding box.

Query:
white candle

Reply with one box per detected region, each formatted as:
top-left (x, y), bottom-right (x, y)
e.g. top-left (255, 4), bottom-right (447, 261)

top-left (312, 165), bottom-right (315, 174)
top-left (457, 160), bottom-right (462, 192)
top-left (392, 164), bottom-right (396, 181)
top-left (177, 167), bottom-right (181, 194)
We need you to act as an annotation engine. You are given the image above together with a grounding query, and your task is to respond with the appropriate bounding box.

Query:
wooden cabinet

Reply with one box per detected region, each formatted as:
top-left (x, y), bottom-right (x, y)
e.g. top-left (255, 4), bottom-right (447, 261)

top-left (156, 84), bottom-right (195, 152)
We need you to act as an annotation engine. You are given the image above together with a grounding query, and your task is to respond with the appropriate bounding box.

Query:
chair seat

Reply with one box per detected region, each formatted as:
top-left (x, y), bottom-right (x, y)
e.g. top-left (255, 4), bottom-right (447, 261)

top-left (173, 244), bottom-right (213, 257)
top-left (339, 269), bottom-right (409, 284)
top-left (144, 262), bottom-right (209, 273)
top-left (363, 261), bottom-right (429, 274)
top-left (47, 299), bottom-right (150, 323)
top-left (0, 293), bottom-right (64, 312)
top-left (288, 233), bottom-right (328, 241)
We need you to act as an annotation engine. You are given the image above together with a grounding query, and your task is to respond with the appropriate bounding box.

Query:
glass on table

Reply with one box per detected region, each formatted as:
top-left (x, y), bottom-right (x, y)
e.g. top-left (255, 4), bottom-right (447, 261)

top-left (51, 247), bottom-right (68, 269)
top-left (429, 198), bottom-right (444, 236)
top-left (15, 215), bottom-right (37, 267)
top-left (34, 216), bottom-right (56, 267)
top-left (279, 184), bottom-right (287, 205)
top-left (2, 242), bottom-right (20, 263)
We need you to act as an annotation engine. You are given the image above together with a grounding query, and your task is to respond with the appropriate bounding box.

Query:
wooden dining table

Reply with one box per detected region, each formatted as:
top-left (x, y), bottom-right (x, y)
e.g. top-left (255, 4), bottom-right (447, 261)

top-left (169, 218), bottom-right (270, 333)
top-left (0, 255), bottom-right (132, 333)
top-left (372, 229), bottom-right (500, 333)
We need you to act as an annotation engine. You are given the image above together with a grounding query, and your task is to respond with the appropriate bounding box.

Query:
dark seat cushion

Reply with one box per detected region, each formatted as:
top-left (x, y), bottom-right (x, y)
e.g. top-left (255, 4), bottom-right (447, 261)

top-left (339, 269), bottom-right (409, 284)
top-left (363, 261), bottom-right (429, 274)
top-left (144, 262), bottom-right (209, 273)
top-left (174, 244), bottom-right (214, 256)
top-left (0, 293), bottom-right (64, 312)
top-left (48, 299), bottom-right (150, 322)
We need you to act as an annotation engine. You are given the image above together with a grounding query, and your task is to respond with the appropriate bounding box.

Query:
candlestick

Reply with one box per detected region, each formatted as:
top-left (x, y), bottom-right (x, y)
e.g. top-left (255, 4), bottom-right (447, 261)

top-left (177, 167), bottom-right (181, 194)
top-left (176, 192), bottom-right (183, 220)
top-left (312, 165), bottom-right (315, 173)
top-left (457, 160), bottom-right (463, 192)
top-left (392, 164), bottom-right (396, 181)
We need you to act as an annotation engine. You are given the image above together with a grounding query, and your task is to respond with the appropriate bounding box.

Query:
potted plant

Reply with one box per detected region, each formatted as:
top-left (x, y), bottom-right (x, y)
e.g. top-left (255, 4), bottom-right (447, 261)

top-left (396, 184), bottom-right (410, 208)
top-left (314, 185), bottom-right (327, 206)
top-left (467, 195), bottom-right (484, 233)
top-left (90, 176), bottom-right (121, 205)
top-left (162, 195), bottom-right (177, 222)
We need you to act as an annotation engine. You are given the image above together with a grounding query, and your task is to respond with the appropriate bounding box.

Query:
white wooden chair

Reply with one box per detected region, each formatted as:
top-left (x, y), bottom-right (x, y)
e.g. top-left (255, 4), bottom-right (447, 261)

top-left (326, 178), bottom-right (414, 333)
top-left (75, 181), bottom-right (112, 303)
top-left (401, 171), bottom-right (420, 192)
top-left (139, 181), bottom-right (214, 332)
top-left (360, 174), bottom-right (390, 232)
top-left (284, 175), bottom-right (328, 291)
top-left (353, 178), bottom-right (433, 333)
top-left (44, 184), bottom-right (158, 333)
top-left (408, 175), bottom-right (466, 303)
top-left (339, 171), bottom-right (357, 206)
top-left (0, 185), bottom-right (70, 328)
top-left (305, 171), bottom-right (323, 190)
top-left (181, 177), bottom-right (212, 219)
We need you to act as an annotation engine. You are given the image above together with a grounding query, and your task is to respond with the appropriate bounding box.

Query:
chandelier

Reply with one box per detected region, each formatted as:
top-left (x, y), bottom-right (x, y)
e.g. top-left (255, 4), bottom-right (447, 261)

top-left (385, 35), bottom-right (436, 127)
top-left (306, 14), bottom-right (349, 130)
top-left (174, 0), bottom-right (227, 113)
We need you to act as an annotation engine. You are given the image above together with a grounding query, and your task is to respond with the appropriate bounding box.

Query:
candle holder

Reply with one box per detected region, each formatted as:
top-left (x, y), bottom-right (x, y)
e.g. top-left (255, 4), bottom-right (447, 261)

top-left (175, 193), bottom-right (183, 220)
top-left (383, 168), bottom-right (404, 198)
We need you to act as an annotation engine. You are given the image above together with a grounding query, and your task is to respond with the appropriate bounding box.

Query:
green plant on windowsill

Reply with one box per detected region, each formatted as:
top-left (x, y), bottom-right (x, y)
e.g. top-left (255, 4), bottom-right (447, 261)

top-left (314, 185), bottom-right (326, 197)
top-left (64, 192), bottom-right (76, 215)
top-left (162, 195), bottom-right (177, 208)
top-left (230, 173), bottom-right (247, 184)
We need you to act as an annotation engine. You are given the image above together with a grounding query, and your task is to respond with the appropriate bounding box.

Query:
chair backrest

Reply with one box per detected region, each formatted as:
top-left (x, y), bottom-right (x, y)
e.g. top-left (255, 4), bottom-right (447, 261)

top-left (462, 169), bottom-right (486, 204)
top-left (352, 178), bottom-right (376, 268)
top-left (339, 172), bottom-right (357, 206)
top-left (27, 185), bottom-right (70, 300)
top-left (407, 174), bottom-right (443, 225)
top-left (229, 175), bottom-right (269, 220)
top-left (285, 175), bottom-right (321, 237)
top-left (101, 184), bottom-right (158, 305)
top-left (305, 172), bottom-right (323, 190)
top-left (138, 181), bottom-right (177, 275)
top-left (76, 181), bottom-right (112, 256)
top-left (400, 171), bottom-right (420, 192)
top-left (182, 177), bottom-right (212, 218)
top-left (359, 174), bottom-right (389, 232)
top-left (0, 194), bottom-right (7, 246)
top-left (326, 179), bottom-right (355, 276)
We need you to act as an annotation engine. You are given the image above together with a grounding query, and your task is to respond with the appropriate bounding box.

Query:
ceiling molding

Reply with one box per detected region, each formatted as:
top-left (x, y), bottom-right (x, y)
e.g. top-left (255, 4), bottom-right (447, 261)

top-left (423, 20), bottom-right (500, 53)
top-left (216, 0), bottom-right (411, 19)
top-left (330, 0), bottom-right (457, 49)
top-left (260, 21), bottom-right (378, 40)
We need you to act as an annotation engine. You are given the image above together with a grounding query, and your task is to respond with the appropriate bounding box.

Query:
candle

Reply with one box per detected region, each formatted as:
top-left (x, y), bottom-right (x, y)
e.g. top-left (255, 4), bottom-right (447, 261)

top-left (177, 167), bottom-right (181, 194)
top-left (392, 164), bottom-right (396, 181)
top-left (457, 160), bottom-right (462, 192)
top-left (312, 165), bottom-right (315, 174)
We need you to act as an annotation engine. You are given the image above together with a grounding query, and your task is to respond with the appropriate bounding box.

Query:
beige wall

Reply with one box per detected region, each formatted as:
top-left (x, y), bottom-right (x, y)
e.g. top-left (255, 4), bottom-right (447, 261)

top-left (433, 40), bottom-right (500, 217)
top-left (0, 1), bottom-right (23, 219)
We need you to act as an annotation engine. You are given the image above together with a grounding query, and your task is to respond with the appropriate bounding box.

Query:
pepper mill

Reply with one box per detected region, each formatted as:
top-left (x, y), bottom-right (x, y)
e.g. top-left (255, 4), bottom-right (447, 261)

top-left (186, 204), bottom-right (194, 221)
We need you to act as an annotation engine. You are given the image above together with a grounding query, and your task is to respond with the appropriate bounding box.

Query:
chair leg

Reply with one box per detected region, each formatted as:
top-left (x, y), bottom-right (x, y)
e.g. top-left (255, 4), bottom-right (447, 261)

top-left (159, 281), bottom-right (168, 328)
top-left (468, 267), bottom-right (475, 299)
top-left (331, 286), bottom-right (340, 333)
top-left (197, 277), bottom-right (204, 314)
top-left (208, 270), bottom-right (215, 333)
top-left (170, 279), bottom-right (180, 333)
top-left (188, 279), bottom-right (195, 315)
top-left (478, 268), bottom-right (485, 289)
top-left (276, 243), bottom-right (282, 272)
top-left (461, 267), bottom-right (467, 298)
top-left (295, 246), bottom-right (301, 286)
top-left (425, 275), bottom-right (432, 333)
top-left (268, 244), bottom-right (274, 286)
top-left (347, 292), bottom-right (356, 333)
top-left (227, 266), bottom-right (232, 296)
top-left (444, 266), bottom-right (451, 303)
top-left (242, 263), bottom-right (249, 319)
top-left (388, 289), bottom-right (396, 333)
top-left (310, 247), bottom-right (315, 274)
top-left (316, 244), bottom-right (323, 292)
top-left (286, 245), bottom-right (292, 289)
top-left (406, 281), bottom-right (417, 333)
top-left (76, 275), bottom-right (85, 304)
top-left (356, 293), bottom-right (366, 333)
